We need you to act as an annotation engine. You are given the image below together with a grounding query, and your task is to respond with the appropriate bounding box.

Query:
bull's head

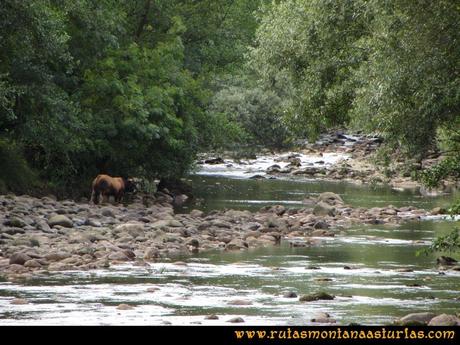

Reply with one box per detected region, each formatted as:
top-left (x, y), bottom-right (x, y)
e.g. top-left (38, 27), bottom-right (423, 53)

top-left (123, 178), bottom-right (137, 193)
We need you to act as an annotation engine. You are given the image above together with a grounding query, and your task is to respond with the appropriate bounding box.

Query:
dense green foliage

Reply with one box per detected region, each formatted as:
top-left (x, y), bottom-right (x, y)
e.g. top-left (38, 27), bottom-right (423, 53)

top-left (0, 0), bottom-right (264, 195)
top-left (421, 201), bottom-right (460, 256)
top-left (0, 139), bottom-right (38, 194)
top-left (250, 0), bottom-right (370, 139)
top-left (352, 0), bottom-right (460, 155)
top-left (209, 76), bottom-right (292, 149)
top-left (427, 229), bottom-right (460, 254)
top-left (0, 0), bottom-right (459, 196)
top-left (249, 0), bottom-right (459, 150)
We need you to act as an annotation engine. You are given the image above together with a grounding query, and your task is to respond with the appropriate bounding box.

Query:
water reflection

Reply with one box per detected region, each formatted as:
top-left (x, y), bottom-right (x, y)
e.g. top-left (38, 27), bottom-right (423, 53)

top-left (179, 175), bottom-right (459, 213)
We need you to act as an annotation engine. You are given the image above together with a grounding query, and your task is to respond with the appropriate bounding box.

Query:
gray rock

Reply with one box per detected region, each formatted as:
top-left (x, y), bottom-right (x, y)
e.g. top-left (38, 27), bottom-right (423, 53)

top-left (317, 192), bottom-right (344, 205)
top-left (210, 219), bottom-right (232, 228)
top-left (108, 251), bottom-right (131, 261)
top-left (311, 312), bottom-right (336, 323)
top-left (283, 291), bottom-right (298, 298)
top-left (260, 205), bottom-right (286, 216)
top-left (225, 238), bottom-right (248, 251)
top-left (243, 222), bottom-right (261, 231)
top-left (250, 174), bottom-right (266, 179)
top-left (311, 229), bottom-right (334, 237)
top-left (47, 262), bottom-right (75, 271)
top-left (151, 219), bottom-right (180, 229)
top-left (143, 248), bottom-right (160, 260)
top-left (266, 164), bottom-right (281, 174)
top-left (8, 264), bottom-right (29, 273)
top-left (396, 312), bottom-right (437, 325)
top-left (9, 253), bottom-right (32, 265)
top-left (299, 292), bottom-right (335, 302)
top-left (48, 215), bottom-right (73, 228)
top-left (4, 217), bottom-right (27, 228)
top-left (313, 221), bottom-right (329, 229)
top-left (113, 222), bottom-right (145, 238)
top-left (428, 314), bottom-right (460, 326)
top-left (84, 219), bottom-right (102, 227)
top-left (313, 202), bottom-right (336, 216)
top-left (1, 227), bottom-right (25, 235)
top-left (24, 259), bottom-right (42, 268)
top-left (45, 251), bottom-right (71, 262)
top-left (205, 314), bottom-right (219, 320)
top-left (190, 209), bottom-right (204, 218)
top-left (306, 265), bottom-right (321, 270)
top-left (101, 207), bottom-right (116, 217)
top-left (36, 220), bottom-right (52, 233)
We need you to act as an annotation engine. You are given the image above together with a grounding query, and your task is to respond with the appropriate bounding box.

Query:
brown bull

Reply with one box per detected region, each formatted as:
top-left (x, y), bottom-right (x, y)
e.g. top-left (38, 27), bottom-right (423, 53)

top-left (91, 174), bottom-right (136, 204)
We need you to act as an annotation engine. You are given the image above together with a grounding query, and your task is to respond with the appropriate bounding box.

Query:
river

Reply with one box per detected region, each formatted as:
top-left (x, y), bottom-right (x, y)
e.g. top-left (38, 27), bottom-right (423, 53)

top-left (0, 164), bottom-right (459, 325)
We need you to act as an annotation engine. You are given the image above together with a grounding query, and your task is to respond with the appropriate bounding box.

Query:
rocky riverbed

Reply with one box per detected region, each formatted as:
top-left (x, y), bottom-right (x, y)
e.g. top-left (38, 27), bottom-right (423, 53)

top-left (196, 131), bottom-right (457, 192)
top-left (1, 190), bottom-right (456, 284)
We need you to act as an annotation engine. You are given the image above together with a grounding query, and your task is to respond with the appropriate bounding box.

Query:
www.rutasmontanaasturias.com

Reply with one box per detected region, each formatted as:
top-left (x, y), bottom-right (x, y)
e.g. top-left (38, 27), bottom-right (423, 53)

top-left (233, 327), bottom-right (456, 341)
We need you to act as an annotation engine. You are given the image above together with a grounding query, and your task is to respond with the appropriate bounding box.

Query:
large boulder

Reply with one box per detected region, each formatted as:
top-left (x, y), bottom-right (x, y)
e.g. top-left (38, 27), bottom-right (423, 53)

top-left (428, 314), bottom-right (460, 326)
top-left (395, 312), bottom-right (437, 325)
top-left (225, 238), bottom-right (248, 251)
top-left (317, 192), bottom-right (343, 205)
top-left (48, 215), bottom-right (73, 228)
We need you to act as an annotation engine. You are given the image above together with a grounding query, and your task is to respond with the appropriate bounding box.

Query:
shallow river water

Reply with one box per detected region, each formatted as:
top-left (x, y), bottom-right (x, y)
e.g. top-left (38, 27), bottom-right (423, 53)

top-left (0, 167), bottom-right (459, 325)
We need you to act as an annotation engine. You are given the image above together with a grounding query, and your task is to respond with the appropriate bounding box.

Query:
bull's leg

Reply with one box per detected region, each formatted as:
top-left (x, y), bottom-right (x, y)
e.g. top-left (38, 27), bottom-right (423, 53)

top-left (91, 190), bottom-right (99, 204)
top-left (116, 192), bottom-right (124, 204)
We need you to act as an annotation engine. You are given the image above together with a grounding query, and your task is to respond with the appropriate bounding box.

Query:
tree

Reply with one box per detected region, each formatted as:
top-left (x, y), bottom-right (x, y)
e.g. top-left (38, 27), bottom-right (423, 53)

top-left (352, 0), bottom-right (460, 156)
top-left (250, 0), bottom-right (371, 139)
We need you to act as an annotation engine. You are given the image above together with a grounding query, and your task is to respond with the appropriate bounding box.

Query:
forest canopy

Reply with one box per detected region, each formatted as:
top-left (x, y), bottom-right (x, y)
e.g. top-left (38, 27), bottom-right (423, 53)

top-left (0, 0), bottom-right (459, 196)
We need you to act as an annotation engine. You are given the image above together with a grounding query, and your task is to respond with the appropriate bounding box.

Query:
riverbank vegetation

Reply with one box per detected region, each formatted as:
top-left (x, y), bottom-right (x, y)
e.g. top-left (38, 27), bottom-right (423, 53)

top-left (1, 0), bottom-right (459, 197)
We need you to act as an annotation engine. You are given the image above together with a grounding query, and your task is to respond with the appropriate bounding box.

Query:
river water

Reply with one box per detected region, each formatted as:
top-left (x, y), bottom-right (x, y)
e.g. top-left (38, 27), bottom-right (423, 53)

top-left (0, 160), bottom-right (459, 325)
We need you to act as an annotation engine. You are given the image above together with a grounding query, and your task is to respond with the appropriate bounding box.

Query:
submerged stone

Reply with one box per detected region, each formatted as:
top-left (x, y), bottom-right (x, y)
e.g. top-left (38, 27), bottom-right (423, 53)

top-left (299, 292), bottom-right (335, 302)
